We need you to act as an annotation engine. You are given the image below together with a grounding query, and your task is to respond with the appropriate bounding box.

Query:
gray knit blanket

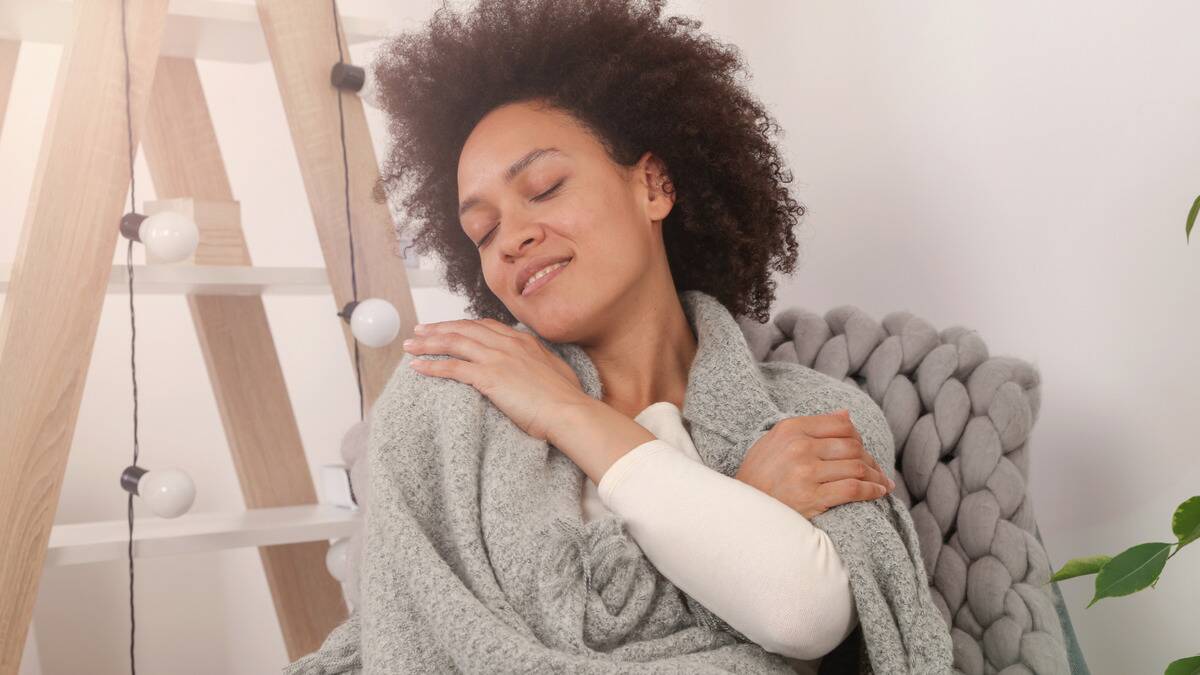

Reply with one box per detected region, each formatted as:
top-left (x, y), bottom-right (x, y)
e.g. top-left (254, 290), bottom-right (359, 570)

top-left (284, 289), bottom-right (958, 673)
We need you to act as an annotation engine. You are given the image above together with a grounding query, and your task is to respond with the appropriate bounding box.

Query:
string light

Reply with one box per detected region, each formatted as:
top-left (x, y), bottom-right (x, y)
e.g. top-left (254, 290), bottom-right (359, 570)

top-left (118, 210), bottom-right (199, 264)
top-left (103, 9), bottom-right (393, 665)
top-left (329, 59), bottom-right (382, 110)
top-left (329, 0), bottom-right (401, 423)
top-left (115, 2), bottom-right (197, 671)
top-left (326, 537), bottom-right (351, 583)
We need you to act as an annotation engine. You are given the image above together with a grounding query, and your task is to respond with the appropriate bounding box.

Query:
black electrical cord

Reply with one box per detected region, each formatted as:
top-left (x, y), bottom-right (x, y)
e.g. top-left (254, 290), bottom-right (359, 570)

top-left (332, 0), bottom-right (366, 422)
top-left (119, 1), bottom-right (139, 672)
top-left (115, 6), bottom-right (365, 669)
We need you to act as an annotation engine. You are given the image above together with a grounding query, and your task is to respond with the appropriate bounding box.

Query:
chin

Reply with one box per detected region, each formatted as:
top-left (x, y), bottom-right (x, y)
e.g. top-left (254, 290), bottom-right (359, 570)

top-left (509, 301), bottom-right (586, 345)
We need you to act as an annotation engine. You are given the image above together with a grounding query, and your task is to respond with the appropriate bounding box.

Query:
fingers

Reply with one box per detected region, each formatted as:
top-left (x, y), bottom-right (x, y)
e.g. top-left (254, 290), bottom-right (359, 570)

top-left (404, 330), bottom-right (495, 364)
top-left (414, 318), bottom-right (525, 344)
top-left (408, 354), bottom-right (475, 386)
top-left (783, 409), bottom-right (860, 442)
top-left (819, 478), bottom-right (891, 510)
top-left (813, 458), bottom-right (893, 492)
top-left (811, 436), bottom-right (887, 480)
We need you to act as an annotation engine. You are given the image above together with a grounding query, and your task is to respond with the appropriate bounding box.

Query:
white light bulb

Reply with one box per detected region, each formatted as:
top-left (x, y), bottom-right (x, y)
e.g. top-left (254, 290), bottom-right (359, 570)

top-left (140, 468), bottom-right (196, 518)
top-left (350, 298), bottom-right (400, 347)
top-left (326, 537), bottom-right (350, 582)
top-left (140, 211), bottom-right (199, 264)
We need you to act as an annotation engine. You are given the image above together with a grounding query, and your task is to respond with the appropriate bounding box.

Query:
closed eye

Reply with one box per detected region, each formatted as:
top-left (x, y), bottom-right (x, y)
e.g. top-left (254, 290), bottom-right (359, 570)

top-left (476, 179), bottom-right (566, 249)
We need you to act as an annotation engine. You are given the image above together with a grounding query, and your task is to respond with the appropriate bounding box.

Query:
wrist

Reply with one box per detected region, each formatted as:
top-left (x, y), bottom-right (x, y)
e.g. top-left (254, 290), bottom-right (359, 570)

top-left (547, 394), bottom-right (600, 448)
top-left (549, 396), bottom-right (657, 486)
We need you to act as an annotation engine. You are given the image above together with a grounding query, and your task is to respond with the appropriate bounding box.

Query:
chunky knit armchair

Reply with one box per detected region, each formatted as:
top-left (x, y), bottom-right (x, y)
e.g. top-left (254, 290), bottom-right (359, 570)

top-left (332, 303), bottom-right (1091, 675)
top-left (735, 305), bottom-right (1091, 675)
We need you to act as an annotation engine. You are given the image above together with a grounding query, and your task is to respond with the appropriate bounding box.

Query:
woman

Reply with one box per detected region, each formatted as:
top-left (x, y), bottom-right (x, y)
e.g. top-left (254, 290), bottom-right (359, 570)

top-left (404, 97), bottom-right (891, 669)
top-left (286, 0), bottom-right (955, 672)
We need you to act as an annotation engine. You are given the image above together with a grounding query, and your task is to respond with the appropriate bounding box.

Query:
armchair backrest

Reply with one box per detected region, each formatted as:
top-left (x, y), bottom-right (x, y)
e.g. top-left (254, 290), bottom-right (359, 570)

top-left (737, 304), bottom-right (1087, 675)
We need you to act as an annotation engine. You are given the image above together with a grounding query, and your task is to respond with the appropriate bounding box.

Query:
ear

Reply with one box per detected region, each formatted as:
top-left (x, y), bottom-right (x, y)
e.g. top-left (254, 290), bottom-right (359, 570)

top-left (633, 151), bottom-right (676, 222)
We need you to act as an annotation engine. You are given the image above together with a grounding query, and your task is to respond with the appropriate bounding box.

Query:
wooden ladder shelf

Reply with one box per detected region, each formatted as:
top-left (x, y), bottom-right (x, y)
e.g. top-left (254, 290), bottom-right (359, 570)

top-left (0, 1), bottom-right (420, 671)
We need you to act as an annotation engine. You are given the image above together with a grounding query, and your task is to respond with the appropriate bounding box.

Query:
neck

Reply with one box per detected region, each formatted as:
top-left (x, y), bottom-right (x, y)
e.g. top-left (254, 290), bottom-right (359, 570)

top-left (580, 283), bottom-right (697, 419)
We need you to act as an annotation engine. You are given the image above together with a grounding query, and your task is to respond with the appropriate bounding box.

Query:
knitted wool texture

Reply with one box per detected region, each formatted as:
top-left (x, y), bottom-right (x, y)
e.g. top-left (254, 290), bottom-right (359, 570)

top-left (284, 289), bottom-right (957, 674)
top-left (737, 306), bottom-right (1071, 675)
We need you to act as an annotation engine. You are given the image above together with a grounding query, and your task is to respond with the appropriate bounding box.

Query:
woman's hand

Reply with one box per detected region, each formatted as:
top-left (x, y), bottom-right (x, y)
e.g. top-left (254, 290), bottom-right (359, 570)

top-left (401, 318), bottom-right (586, 442)
top-left (734, 409), bottom-right (896, 520)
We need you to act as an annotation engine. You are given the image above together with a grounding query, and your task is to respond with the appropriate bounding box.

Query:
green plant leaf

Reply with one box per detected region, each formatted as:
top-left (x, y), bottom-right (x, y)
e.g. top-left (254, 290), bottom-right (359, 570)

top-left (1188, 194), bottom-right (1200, 243)
top-left (1051, 555), bottom-right (1112, 582)
top-left (1088, 542), bottom-right (1172, 607)
top-left (1172, 496), bottom-right (1200, 548)
top-left (1165, 654), bottom-right (1200, 675)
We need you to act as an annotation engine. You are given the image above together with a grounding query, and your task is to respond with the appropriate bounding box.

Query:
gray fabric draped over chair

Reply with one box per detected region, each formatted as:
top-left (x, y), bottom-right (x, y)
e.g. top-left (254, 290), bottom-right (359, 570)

top-left (333, 302), bottom-right (1092, 675)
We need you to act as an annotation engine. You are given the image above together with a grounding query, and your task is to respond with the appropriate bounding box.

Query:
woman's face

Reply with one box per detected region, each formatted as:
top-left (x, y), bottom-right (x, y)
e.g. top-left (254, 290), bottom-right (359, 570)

top-left (456, 99), bottom-right (674, 344)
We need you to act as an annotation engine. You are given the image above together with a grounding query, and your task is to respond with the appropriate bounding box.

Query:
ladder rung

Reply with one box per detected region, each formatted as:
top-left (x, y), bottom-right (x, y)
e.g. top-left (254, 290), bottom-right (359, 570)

top-left (46, 504), bottom-right (360, 566)
top-left (0, 262), bottom-right (441, 296)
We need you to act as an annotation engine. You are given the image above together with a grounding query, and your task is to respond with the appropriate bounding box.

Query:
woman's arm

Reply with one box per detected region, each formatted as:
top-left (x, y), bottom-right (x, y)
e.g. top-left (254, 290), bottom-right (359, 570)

top-left (551, 399), bottom-right (858, 660)
top-left (550, 397), bottom-right (659, 485)
top-left (596, 438), bottom-right (858, 660)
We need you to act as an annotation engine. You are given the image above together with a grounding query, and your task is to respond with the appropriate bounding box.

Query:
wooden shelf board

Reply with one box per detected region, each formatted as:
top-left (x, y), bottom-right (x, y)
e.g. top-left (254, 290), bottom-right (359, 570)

top-left (47, 503), bottom-right (361, 566)
top-left (0, 262), bottom-right (440, 295)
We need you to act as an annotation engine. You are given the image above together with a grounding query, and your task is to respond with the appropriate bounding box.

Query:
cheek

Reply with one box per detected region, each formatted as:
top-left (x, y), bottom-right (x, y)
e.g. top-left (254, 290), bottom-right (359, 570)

top-left (479, 258), bottom-right (504, 296)
top-left (585, 231), bottom-right (650, 282)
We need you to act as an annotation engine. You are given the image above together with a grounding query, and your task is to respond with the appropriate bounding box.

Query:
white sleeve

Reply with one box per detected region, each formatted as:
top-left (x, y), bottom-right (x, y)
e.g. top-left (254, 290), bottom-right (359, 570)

top-left (597, 439), bottom-right (859, 660)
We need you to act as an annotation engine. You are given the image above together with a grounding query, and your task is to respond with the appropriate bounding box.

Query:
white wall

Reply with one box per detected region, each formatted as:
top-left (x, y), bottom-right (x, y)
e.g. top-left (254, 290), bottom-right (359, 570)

top-left (2, 1), bottom-right (1197, 673)
top-left (705, 2), bottom-right (1200, 673)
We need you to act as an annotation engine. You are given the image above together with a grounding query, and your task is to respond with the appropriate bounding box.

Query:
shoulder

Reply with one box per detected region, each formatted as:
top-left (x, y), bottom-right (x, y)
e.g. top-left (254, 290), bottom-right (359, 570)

top-left (756, 359), bottom-right (868, 413)
top-left (369, 353), bottom-right (486, 430)
top-left (757, 360), bottom-right (895, 468)
top-left (365, 353), bottom-right (494, 470)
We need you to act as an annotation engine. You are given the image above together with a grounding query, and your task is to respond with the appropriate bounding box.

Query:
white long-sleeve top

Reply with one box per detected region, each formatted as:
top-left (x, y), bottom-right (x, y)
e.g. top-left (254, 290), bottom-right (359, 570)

top-left (584, 401), bottom-right (858, 672)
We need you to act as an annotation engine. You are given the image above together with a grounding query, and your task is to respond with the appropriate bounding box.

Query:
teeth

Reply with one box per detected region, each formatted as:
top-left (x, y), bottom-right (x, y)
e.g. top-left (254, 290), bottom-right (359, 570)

top-left (523, 260), bottom-right (569, 293)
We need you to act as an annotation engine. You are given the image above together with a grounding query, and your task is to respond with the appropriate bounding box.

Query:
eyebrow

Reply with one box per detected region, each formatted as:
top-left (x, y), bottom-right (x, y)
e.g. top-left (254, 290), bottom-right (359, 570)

top-left (458, 147), bottom-right (564, 218)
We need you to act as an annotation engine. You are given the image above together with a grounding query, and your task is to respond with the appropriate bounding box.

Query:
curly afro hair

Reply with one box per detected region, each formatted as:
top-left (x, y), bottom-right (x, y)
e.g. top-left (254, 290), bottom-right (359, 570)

top-left (369, 0), bottom-right (806, 324)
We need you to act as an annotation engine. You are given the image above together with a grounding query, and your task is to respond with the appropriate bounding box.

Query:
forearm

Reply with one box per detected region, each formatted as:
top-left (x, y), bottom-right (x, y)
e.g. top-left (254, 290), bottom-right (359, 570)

top-left (598, 441), bottom-right (859, 659)
top-left (548, 397), bottom-right (656, 486)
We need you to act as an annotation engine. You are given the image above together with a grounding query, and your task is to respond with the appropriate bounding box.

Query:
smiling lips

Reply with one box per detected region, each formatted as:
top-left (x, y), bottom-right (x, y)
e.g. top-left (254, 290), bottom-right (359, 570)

top-left (520, 259), bottom-right (571, 296)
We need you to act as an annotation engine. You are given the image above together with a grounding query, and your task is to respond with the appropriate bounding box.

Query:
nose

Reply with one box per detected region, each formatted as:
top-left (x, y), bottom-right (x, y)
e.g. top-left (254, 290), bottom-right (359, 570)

top-left (498, 217), bottom-right (545, 260)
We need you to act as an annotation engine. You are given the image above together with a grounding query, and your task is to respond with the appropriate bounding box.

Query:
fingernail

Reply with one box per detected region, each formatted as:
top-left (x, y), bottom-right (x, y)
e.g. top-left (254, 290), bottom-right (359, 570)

top-left (887, 477), bottom-right (896, 489)
top-left (413, 323), bottom-right (428, 334)
top-left (402, 339), bottom-right (414, 348)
